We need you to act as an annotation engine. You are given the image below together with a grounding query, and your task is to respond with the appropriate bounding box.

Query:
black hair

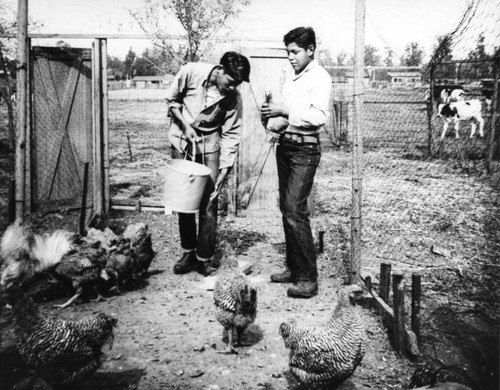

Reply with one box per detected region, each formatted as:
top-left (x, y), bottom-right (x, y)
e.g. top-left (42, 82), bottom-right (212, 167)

top-left (283, 27), bottom-right (316, 50)
top-left (219, 51), bottom-right (251, 83)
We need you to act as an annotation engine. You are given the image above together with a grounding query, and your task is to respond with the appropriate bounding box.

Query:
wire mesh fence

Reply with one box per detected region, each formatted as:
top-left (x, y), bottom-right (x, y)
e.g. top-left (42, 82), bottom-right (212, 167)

top-left (329, 1), bottom-right (499, 386)
top-left (30, 47), bottom-right (94, 216)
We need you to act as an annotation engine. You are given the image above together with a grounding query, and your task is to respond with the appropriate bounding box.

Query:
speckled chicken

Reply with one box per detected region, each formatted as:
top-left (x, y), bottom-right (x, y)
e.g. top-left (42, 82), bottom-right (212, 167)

top-left (7, 287), bottom-right (117, 386)
top-left (279, 284), bottom-right (366, 389)
top-left (213, 246), bottom-right (257, 354)
top-left (409, 362), bottom-right (477, 389)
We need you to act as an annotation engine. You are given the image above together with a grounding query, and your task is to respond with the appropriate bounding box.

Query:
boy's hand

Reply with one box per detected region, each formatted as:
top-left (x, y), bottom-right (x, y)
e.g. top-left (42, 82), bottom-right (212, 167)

top-left (261, 102), bottom-right (288, 119)
top-left (184, 125), bottom-right (201, 143)
top-left (209, 168), bottom-right (230, 201)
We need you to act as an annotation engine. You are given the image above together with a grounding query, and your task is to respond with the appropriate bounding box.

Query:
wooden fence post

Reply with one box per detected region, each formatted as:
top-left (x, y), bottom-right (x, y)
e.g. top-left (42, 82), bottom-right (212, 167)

top-left (392, 272), bottom-right (406, 356)
top-left (350, 0), bottom-right (366, 284)
top-left (8, 179), bottom-right (15, 223)
top-left (380, 263), bottom-right (391, 302)
top-left (79, 162), bottom-right (90, 236)
top-left (411, 273), bottom-right (422, 345)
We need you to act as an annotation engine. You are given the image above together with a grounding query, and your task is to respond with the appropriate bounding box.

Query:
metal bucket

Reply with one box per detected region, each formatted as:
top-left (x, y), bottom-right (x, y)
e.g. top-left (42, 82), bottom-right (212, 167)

top-left (163, 158), bottom-right (212, 213)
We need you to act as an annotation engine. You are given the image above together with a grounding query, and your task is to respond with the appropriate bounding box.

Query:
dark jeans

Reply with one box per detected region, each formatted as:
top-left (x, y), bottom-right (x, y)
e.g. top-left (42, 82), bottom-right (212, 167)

top-left (171, 145), bottom-right (219, 259)
top-left (276, 138), bottom-right (321, 281)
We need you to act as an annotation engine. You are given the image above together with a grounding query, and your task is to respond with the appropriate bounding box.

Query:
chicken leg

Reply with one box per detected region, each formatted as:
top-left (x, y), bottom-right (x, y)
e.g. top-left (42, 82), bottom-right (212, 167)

top-left (218, 327), bottom-right (238, 354)
top-left (54, 286), bottom-right (83, 309)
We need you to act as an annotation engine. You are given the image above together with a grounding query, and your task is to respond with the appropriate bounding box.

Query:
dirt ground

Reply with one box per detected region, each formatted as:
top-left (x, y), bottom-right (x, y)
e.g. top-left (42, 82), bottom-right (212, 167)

top-left (1, 93), bottom-right (499, 390)
top-left (0, 210), bottom-right (416, 390)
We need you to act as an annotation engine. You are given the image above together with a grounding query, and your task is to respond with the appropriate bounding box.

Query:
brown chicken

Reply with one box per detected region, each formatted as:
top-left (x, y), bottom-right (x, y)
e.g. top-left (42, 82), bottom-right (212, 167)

top-left (122, 222), bottom-right (155, 277)
top-left (105, 223), bottom-right (155, 293)
top-left (105, 238), bottom-right (135, 294)
top-left (213, 245), bottom-right (257, 354)
top-left (6, 286), bottom-right (117, 386)
top-left (51, 244), bottom-right (110, 309)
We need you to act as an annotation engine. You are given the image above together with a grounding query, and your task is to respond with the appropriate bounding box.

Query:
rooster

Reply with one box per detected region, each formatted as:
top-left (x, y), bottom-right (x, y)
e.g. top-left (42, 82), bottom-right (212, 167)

top-left (0, 220), bottom-right (77, 288)
top-left (6, 286), bottom-right (117, 386)
top-left (279, 284), bottom-right (366, 389)
top-left (213, 244), bottom-right (257, 354)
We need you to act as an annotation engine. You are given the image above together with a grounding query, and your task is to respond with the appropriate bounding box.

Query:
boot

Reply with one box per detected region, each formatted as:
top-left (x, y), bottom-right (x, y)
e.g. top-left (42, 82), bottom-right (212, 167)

top-left (270, 269), bottom-right (294, 283)
top-left (198, 260), bottom-right (219, 277)
top-left (287, 280), bottom-right (318, 298)
top-left (173, 251), bottom-right (198, 274)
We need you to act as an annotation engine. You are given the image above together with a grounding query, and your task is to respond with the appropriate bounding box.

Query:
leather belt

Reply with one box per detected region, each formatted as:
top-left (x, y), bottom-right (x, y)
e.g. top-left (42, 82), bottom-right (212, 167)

top-left (281, 132), bottom-right (319, 144)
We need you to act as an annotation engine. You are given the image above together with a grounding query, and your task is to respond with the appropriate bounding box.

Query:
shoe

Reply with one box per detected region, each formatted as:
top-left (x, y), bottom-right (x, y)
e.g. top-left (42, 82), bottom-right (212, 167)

top-left (270, 270), bottom-right (294, 283)
top-left (173, 251), bottom-right (198, 274)
top-left (287, 280), bottom-right (318, 298)
top-left (198, 261), bottom-right (218, 277)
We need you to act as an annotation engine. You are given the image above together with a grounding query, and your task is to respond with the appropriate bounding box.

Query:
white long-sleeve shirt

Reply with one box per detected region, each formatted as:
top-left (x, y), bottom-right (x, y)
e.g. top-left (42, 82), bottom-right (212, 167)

top-left (282, 59), bottom-right (332, 135)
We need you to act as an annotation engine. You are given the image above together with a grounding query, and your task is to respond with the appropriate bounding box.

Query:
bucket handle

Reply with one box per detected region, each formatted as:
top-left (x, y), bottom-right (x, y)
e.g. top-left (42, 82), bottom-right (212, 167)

top-left (184, 136), bottom-right (206, 165)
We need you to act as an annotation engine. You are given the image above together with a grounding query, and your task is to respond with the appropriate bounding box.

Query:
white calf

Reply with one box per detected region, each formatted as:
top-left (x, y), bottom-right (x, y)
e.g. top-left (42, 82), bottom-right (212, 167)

top-left (438, 99), bottom-right (484, 139)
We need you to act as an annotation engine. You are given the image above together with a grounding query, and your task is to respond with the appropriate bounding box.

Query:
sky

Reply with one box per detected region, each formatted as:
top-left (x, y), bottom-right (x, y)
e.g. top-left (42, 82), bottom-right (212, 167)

top-left (4, 0), bottom-right (499, 63)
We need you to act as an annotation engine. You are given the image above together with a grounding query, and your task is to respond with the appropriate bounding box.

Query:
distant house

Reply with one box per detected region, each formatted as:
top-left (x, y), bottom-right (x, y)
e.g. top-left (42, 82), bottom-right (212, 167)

top-left (132, 75), bottom-right (174, 89)
top-left (387, 71), bottom-right (422, 86)
top-left (325, 67), bottom-right (370, 85)
top-left (107, 68), bottom-right (124, 81)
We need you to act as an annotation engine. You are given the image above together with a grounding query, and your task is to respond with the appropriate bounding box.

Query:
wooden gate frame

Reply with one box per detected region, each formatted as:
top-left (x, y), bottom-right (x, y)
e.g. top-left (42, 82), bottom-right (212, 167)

top-left (14, 37), bottom-right (108, 223)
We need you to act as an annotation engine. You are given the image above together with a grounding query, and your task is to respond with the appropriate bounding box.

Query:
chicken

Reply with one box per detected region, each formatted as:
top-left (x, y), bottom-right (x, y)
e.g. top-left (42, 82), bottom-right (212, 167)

top-left (104, 223), bottom-right (155, 294)
top-left (6, 286), bottom-right (117, 386)
top-left (0, 220), bottom-right (77, 288)
top-left (85, 227), bottom-right (120, 251)
top-left (279, 284), bottom-right (366, 389)
top-left (409, 362), bottom-right (477, 389)
top-left (51, 245), bottom-right (110, 309)
top-left (122, 222), bottom-right (155, 277)
top-left (105, 238), bottom-right (135, 294)
top-left (213, 245), bottom-right (257, 354)
top-left (411, 384), bottom-right (473, 390)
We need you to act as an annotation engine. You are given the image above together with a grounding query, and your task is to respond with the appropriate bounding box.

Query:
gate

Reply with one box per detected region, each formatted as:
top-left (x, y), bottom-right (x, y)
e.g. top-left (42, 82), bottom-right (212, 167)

top-left (29, 42), bottom-right (108, 223)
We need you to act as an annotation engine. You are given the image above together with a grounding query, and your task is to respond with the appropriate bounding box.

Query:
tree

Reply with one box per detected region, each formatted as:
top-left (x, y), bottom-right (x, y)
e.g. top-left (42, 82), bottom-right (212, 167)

top-left (129, 0), bottom-right (251, 64)
top-left (469, 33), bottom-right (488, 61)
top-left (318, 48), bottom-right (334, 67)
top-left (124, 48), bottom-right (137, 78)
top-left (400, 42), bottom-right (424, 66)
top-left (431, 34), bottom-right (453, 64)
top-left (336, 50), bottom-right (347, 66)
top-left (364, 44), bottom-right (381, 66)
top-left (383, 46), bottom-right (395, 67)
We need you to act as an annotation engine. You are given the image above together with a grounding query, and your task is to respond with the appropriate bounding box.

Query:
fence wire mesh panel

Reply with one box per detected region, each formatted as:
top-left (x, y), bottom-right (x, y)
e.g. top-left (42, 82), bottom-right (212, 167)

top-left (31, 46), bottom-right (94, 215)
top-left (332, 0), bottom-right (498, 387)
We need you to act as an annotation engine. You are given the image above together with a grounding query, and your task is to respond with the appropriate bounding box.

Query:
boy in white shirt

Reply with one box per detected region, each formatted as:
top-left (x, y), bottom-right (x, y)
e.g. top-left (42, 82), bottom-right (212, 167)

top-left (261, 27), bottom-right (331, 298)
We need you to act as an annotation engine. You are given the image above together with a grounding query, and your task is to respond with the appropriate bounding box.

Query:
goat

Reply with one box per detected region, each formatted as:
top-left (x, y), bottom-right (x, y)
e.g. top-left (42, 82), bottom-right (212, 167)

top-left (437, 99), bottom-right (484, 140)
